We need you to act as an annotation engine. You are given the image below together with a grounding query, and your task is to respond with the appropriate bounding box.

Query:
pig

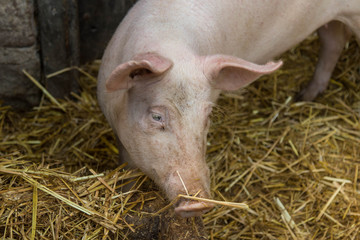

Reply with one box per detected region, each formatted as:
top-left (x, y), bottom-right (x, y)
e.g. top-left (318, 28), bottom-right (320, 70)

top-left (97, 0), bottom-right (360, 218)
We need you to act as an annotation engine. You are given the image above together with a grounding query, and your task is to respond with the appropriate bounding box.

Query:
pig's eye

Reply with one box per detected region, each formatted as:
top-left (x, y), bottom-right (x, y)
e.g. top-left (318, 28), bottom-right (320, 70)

top-left (151, 113), bottom-right (163, 122)
top-left (148, 107), bottom-right (167, 131)
top-left (151, 113), bottom-right (166, 131)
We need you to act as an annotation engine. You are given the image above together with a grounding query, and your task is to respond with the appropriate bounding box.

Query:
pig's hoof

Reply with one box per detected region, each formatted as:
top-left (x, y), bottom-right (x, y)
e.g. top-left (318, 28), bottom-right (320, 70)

top-left (295, 89), bottom-right (318, 102)
top-left (174, 200), bottom-right (214, 218)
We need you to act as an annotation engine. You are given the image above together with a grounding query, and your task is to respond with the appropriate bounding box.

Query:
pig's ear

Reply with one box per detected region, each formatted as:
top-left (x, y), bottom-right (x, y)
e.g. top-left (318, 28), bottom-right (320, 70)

top-left (203, 55), bottom-right (282, 91)
top-left (106, 53), bottom-right (173, 92)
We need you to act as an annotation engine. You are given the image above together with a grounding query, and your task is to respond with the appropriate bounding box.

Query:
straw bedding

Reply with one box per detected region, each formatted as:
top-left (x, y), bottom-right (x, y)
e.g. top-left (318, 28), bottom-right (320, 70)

top-left (0, 35), bottom-right (359, 239)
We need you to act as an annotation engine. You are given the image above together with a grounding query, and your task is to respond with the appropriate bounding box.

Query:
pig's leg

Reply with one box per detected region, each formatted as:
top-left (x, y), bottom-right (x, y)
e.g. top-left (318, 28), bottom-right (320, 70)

top-left (297, 21), bottom-right (352, 101)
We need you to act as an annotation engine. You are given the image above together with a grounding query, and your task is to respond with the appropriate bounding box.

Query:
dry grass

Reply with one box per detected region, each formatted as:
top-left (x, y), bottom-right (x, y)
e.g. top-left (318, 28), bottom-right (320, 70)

top-left (1, 36), bottom-right (360, 239)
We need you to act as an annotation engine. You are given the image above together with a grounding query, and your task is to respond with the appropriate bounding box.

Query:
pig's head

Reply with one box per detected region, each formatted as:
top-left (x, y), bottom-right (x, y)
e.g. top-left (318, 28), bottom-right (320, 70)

top-left (101, 52), bottom-right (281, 217)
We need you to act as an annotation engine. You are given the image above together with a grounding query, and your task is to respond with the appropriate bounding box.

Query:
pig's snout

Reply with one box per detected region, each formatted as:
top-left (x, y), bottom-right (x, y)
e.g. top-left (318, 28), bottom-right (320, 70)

top-left (163, 169), bottom-right (213, 217)
top-left (175, 199), bottom-right (214, 218)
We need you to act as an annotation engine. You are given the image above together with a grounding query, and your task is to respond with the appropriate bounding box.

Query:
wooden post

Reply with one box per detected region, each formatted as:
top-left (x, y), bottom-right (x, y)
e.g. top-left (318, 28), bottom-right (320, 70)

top-left (37, 0), bottom-right (80, 99)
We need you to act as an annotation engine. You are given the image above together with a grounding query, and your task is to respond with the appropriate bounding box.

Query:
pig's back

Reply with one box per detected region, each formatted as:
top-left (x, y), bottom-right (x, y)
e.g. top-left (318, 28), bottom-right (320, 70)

top-left (123, 0), bottom-right (348, 61)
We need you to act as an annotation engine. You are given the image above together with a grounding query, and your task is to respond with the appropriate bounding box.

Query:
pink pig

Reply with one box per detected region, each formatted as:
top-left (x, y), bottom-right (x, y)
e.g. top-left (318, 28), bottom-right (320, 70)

top-left (97, 0), bottom-right (360, 217)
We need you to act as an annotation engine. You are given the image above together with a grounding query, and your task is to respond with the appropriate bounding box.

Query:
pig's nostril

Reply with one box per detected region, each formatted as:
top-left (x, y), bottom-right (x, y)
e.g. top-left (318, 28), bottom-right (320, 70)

top-left (174, 200), bottom-right (214, 218)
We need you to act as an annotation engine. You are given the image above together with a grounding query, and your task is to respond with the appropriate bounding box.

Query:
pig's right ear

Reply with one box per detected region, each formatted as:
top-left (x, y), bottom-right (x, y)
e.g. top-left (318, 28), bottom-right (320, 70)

top-left (203, 55), bottom-right (282, 91)
top-left (106, 53), bottom-right (173, 92)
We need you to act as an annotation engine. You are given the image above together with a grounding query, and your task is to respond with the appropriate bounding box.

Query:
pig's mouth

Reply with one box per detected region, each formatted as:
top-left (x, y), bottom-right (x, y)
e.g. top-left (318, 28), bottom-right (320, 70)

top-left (161, 169), bottom-right (213, 217)
top-left (174, 198), bottom-right (214, 218)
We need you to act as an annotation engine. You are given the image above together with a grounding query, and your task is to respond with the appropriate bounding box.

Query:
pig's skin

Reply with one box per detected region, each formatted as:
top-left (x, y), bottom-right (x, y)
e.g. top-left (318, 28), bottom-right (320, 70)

top-left (98, 0), bottom-right (360, 217)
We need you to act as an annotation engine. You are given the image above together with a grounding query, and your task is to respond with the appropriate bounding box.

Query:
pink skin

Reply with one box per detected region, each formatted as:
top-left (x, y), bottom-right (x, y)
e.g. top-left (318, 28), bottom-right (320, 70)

top-left (98, 0), bottom-right (360, 217)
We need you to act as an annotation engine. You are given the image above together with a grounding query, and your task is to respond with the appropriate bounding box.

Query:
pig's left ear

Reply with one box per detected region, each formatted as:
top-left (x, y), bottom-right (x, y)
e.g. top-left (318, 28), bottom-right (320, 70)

top-left (106, 52), bottom-right (173, 92)
top-left (203, 55), bottom-right (282, 91)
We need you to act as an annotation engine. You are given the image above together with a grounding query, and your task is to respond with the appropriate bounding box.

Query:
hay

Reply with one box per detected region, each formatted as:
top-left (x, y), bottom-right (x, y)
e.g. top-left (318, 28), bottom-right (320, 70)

top-left (1, 36), bottom-right (360, 239)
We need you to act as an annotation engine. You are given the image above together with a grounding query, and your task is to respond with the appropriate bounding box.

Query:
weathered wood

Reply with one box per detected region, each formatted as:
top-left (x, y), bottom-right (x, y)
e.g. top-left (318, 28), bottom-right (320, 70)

top-left (37, 0), bottom-right (80, 99)
top-left (0, 0), bottom-right (41, 109)
top-left (0, 0), bottom-right (137, 109)
top-left (0, 0), bottom-right (37, 47)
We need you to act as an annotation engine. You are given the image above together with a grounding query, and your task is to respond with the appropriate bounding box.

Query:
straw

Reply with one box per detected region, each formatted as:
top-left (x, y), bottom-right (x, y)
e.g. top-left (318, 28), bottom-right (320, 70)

top-left (1, 36), bottom-right (359, 239)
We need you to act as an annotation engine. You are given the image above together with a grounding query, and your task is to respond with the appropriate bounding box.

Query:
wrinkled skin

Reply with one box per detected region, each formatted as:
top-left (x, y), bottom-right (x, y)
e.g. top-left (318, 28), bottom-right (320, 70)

top-left (98, 0), bottom-right (360, 217)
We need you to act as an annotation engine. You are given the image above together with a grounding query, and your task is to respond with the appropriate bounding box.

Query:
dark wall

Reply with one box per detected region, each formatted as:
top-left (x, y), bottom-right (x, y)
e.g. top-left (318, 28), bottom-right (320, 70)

top-left (79, 0), bottom-right (137, 63)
